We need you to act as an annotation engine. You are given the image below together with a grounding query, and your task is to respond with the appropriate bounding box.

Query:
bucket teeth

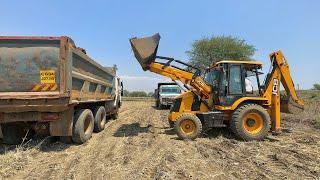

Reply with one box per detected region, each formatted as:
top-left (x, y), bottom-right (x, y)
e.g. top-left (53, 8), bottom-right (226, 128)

top-left (129, 33), bottom-right (161, 71)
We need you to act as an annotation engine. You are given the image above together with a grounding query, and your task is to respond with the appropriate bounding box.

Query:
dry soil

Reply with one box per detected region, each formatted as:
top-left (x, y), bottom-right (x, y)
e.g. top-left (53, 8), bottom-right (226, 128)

top-left (0, 91), bottom-right (319, 179)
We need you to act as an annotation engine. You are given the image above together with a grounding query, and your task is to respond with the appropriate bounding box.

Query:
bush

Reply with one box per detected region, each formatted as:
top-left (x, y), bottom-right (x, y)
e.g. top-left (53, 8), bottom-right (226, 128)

top-left (314, 83), bottom-right (320, 90)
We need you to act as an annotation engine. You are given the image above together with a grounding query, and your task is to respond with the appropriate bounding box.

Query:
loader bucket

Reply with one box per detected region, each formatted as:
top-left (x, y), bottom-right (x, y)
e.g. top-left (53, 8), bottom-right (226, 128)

top-left (129, 33), bottom-right (161, 71)
top-left (280, 96), bottom-right (304, 114)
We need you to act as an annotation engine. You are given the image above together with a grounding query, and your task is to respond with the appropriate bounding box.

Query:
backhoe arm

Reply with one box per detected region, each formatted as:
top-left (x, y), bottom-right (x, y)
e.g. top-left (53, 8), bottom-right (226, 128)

top-left (272, 51), bottom-right (304, 107)
top-left (263, 50), bottom-right (304, 132)
top-left (263, 51), bottom-right (304, 109)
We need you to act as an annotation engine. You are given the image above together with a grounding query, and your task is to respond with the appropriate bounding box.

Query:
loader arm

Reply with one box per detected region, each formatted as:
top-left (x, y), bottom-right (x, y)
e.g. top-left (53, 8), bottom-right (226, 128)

top-left (148, 61), bottom-right (212, 98)
top-left (129, 33), bottom-right (212, 100)
top-left (262, 50), bottom-right (304, 132)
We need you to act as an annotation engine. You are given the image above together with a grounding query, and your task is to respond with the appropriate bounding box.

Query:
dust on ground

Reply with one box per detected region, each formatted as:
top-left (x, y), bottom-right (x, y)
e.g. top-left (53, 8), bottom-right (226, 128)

top-left (0, 91), bottom-right (319, 179)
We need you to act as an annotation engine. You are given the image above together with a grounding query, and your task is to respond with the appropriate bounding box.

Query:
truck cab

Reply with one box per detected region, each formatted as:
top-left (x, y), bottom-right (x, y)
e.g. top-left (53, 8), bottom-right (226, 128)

top-left (155, 83), bottom-right (182, 109)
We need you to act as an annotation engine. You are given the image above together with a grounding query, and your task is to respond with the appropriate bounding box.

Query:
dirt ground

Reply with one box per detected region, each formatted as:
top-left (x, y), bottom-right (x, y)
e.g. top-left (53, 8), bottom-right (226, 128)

top-left (0, 92), bottom-right (319, 179)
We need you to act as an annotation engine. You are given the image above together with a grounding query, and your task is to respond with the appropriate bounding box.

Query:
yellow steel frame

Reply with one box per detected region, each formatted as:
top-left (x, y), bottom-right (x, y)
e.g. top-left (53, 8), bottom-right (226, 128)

top-left (147, 51), bottom-right (303, 133)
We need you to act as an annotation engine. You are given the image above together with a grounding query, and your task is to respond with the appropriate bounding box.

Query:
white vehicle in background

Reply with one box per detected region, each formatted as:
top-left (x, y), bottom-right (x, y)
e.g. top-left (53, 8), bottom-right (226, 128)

top-left (155, 83), bottom-right (182, 109)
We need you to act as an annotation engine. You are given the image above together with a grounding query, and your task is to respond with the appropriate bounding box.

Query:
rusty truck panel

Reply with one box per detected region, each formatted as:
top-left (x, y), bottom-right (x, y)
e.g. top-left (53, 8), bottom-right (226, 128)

top-left (70, 48), bottom-right (115, 102)
top-left (0, 36), bottom-right (117, 139)
top-left (0, 38), bottom-right (60, 93)
top-left (0, 36), bottom-right (115, 111)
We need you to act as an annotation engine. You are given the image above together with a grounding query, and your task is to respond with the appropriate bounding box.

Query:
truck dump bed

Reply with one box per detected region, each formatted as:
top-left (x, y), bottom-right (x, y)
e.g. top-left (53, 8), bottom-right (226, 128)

top-left (0, 36), bottom-right (115, 113)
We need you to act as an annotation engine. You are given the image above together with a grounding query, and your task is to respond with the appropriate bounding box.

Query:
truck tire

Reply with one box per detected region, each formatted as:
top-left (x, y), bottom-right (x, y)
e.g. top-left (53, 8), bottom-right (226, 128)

top-left (230, 104), bottom-right (271, 141)
top-left (174, 114), bottom-right (202, 140)
top-left (93, 106), bottom-right (106, 132)
top-left (72, 109), bottom-right (94, 144)
top-left (2, 123), bottom-right (30, 145)
top-left (60, 136), bottom-right (73, 144)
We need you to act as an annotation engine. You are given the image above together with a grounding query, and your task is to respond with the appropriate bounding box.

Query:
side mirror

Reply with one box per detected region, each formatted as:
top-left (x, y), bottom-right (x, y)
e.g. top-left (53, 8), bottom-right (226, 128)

top-left (120, 82), bottom-right (124, 96)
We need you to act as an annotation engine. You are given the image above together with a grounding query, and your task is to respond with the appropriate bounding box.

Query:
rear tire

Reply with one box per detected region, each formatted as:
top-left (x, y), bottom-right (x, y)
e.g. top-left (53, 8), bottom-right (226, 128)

top-left (72, 109), bottom-right (94, 144)
top-left (168, 119), bottom-right (174, 128)
top-left (175, 114), bottom-right (202, 140)
top-left (230, 104), bottom-right (270, 141)
top-left (93, 106), bottom-right (106, 132)
top-left (60, 136), bottom-right (73, 144)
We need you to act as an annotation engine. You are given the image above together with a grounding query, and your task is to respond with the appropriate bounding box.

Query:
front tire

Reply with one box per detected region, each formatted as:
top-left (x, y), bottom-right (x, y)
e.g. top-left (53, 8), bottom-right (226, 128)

top-left (72, 109), bottom-right (94, 144)
top-left (174, 114), bottom-right (202, 140)
top-left (230, 104), bottom-right (270, 141)
top-left (168, 119), bottom-right (174, 128)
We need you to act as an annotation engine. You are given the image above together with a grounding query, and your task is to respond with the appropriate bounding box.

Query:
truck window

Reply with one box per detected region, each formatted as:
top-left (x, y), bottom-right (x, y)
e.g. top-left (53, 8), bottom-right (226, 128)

top-left (160, 86), bottom-right (181, 94)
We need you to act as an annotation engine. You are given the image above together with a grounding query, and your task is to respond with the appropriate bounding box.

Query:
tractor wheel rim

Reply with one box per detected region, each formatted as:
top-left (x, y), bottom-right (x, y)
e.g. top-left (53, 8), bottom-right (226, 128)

top-left (180, 119), bottom-right (196, 135)
top-left (243, 112), bottom-right (263, 134)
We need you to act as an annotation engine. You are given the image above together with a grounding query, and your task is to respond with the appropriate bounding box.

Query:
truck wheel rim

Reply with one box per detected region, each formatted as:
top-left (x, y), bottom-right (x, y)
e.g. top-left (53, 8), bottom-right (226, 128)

top-left (84, 115), bottom-right (92, 134)
top-left (100, 113), bottom-right (106, 126)
top-left (180, 119), bottom-right (196, 135)
top-left (243, 112), bottom-right (263, 134)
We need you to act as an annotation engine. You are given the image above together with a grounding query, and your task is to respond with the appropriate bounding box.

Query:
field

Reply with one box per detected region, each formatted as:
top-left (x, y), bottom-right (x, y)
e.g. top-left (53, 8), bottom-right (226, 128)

top-left (0, 91), bottom-right (319, 179)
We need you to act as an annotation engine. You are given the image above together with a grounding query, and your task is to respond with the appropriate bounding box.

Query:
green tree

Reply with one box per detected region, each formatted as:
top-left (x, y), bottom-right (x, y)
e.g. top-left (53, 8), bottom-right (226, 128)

top-left (314, 83), bottom-right (320, 90)
top-left (122, 90), bottom-right (130, 97)
top-left (186, 36), bottom-right (256, 69)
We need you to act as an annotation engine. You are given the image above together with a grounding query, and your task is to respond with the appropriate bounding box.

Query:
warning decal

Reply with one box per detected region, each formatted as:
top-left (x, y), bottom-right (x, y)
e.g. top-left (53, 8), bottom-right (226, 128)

top-left (40, 70), bottom-right (56, 84)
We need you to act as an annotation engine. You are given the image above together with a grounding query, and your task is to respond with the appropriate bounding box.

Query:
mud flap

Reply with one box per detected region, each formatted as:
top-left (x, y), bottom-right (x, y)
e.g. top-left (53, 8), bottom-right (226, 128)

top-left (129, 33), bottom-right (160, 71)
top-left (50, 109), bottom-right (73, 136)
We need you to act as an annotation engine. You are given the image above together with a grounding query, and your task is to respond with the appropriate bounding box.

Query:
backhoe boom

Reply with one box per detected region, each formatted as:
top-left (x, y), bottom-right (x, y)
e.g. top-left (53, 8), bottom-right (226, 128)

top-left (263, 50), bottom-right (304, 132)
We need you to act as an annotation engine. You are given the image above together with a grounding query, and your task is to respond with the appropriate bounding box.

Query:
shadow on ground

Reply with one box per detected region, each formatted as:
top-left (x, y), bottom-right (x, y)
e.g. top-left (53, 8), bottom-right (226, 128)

top-left (151, 105), bottom-right (171, 110)
top-left (202, 127), bottom-right (237, 140)
top-left (162, 126), bottom-right (237, 140)
top-left (114, 123), bottom-right (151, 137)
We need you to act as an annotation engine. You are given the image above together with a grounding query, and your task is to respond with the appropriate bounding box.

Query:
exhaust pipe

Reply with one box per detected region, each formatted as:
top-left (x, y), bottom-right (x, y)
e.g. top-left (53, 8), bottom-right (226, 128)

top-left (129, 33), bottom-right (161, 71)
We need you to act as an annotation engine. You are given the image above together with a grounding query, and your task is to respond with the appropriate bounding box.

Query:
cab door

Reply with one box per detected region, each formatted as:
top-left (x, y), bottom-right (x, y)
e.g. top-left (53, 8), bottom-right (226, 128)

top-left (218, 64), bottom-right (245, 106)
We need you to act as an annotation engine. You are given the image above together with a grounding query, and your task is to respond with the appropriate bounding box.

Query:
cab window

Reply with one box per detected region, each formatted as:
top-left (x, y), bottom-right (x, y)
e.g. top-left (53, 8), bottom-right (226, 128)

top-left (229, 65), bottom-right (243, 94)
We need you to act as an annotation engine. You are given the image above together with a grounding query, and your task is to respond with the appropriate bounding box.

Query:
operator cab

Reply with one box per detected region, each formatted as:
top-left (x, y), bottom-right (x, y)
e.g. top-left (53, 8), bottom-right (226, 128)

top-left (205, 61), bottom-right (263, 106)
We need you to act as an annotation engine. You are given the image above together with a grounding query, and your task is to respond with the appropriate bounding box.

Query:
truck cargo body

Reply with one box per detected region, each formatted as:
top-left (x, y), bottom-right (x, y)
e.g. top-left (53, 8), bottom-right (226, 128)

top-left (0, 36), bottom-right (120, 143)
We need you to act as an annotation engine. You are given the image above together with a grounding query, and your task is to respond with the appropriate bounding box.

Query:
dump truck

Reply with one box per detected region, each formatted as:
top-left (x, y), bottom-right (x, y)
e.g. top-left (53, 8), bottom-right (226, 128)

top-left (130, 33), bottom-right (304, 141)
top-left (155, 82), bottom-right (182, 109)
top-left (0, 36), bottom-right (122, 144)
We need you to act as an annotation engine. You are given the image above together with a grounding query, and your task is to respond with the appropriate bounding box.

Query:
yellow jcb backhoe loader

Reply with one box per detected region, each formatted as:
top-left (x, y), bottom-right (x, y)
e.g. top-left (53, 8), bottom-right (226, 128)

top-left (129, 33), bottom-right (304, 141)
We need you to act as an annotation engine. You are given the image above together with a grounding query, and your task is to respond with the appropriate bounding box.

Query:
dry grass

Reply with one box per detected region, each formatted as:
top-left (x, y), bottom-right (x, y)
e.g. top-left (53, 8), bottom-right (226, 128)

top-left (314, 116), bottom-right (320, 129)
top-left (122, 97), bottom-right (155, 101)
top-left (0, 91), bottom-right (319, 179)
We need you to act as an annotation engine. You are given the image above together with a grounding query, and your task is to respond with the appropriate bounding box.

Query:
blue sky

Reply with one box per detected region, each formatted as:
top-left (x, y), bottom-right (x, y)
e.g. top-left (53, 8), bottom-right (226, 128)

top-left (1, 0), bottom-right (319, 92)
